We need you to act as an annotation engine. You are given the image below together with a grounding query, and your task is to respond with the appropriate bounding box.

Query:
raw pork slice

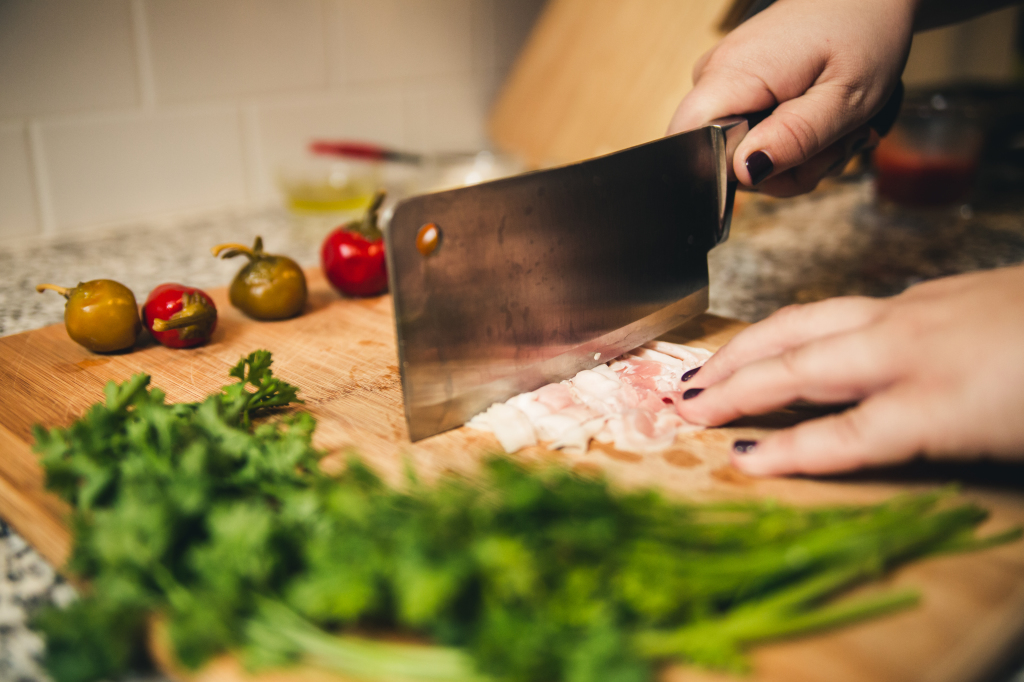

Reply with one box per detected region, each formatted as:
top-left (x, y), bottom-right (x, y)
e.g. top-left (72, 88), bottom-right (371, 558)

top-left (467, 341), bottom-right (712, 456)
top-left (468, 402), bottom-right (537, 453)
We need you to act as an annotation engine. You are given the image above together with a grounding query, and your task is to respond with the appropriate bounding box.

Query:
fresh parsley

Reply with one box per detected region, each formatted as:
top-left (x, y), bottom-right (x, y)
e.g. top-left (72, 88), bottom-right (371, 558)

top-left (31, 351), bottom-right (1020, 682)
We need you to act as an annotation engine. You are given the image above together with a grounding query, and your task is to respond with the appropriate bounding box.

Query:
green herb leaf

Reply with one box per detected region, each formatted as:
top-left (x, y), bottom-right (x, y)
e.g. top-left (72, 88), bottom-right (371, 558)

top-left (31, 352), bottom-right (1021, 682)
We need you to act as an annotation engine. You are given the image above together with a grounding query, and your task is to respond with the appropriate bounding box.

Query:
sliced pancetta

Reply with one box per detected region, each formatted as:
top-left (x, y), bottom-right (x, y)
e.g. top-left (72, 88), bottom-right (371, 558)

top-left (467, 341), bottom-right (713, 456)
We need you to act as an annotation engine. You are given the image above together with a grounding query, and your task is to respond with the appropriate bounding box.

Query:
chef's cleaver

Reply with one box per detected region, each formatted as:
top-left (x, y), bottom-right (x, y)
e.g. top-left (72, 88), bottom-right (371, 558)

top-left (385, 116), bottom-right (751, 441)
top-left (385, 0), bottom-right (905, 442)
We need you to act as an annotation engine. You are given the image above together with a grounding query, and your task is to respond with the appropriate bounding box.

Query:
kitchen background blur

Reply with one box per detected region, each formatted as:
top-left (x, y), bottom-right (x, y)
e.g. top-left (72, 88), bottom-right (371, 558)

top-left (0, 0), bottom-right (546, 239)
top-left (2, 2), bottom-right (1024, 681)
top-left (0, 0), bottom-right (1020, 241)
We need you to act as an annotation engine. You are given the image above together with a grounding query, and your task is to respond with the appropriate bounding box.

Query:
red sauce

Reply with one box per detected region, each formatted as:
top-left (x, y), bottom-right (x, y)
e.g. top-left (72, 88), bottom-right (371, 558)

top-left (874, 138), bottom-right (978, 207)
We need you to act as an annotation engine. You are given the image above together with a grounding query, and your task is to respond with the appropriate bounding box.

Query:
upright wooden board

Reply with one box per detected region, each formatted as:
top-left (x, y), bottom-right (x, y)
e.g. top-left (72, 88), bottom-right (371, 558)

top-left (2, 269), bottom-right (1023, 682)
top-left (488, 0), bottom-right (733, 168)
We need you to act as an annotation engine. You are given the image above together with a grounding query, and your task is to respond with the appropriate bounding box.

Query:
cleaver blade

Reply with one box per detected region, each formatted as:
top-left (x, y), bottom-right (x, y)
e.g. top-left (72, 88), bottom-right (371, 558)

top-left (386, 118), bottom-right (749, 441)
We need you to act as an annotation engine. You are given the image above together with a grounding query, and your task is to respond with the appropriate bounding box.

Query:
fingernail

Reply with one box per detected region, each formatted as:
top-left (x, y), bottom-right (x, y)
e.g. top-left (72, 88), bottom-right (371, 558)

top-left (733, 439), bottom-right (758, 454)
top-left (683, 388), bottom-right (704, 400)
top-left (681, 367), bottom-right (700, 382)
top-left (745, 151), bottom-right (773, 185)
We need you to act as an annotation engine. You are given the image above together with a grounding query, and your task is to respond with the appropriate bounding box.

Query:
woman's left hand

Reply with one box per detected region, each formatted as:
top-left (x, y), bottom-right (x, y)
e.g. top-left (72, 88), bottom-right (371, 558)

top-left (676, 265), bottom-right (1024, 475)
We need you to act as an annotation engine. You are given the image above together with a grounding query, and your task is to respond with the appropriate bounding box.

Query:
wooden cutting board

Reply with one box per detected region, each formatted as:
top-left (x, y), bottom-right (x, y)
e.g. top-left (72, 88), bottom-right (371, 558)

top-left (2, 268), bottom-right (1024, 682)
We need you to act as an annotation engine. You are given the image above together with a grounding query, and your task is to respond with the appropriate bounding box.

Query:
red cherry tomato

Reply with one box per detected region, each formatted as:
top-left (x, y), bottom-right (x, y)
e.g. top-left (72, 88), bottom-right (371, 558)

top-left (321, 191), bottom-right (388, 297)
top-left (142, 283), bottom-right (217, 348)
top-left (321, 230), bottom-right (387, 297)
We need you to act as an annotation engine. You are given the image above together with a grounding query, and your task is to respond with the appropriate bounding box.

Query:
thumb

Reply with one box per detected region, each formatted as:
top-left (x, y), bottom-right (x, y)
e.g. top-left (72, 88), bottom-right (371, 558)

top-left (667, 60), bottom-right (778, 137)
top-left (669, 62), bottom-right (879, 187)
top-left (733, 79), bottom-right (889, 186)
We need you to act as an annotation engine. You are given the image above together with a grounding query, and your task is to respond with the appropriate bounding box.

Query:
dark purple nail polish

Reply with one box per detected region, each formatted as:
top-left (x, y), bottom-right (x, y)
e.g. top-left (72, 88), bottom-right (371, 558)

top-left (733, 440), bottom-right (758, 454)
top-left (745, 150), bottom-right (773, 185)
top-left (681, 367), bottom-right (700, 382)
top-left (683, 388), bottom-right (704, 400)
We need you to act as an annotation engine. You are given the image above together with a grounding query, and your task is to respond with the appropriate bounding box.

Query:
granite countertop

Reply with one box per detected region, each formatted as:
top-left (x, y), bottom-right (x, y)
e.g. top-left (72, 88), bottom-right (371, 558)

top-left (2, 177), bottom-right (1024, 680)
top-left (4, 178), bottom-right (1024, 339)
top-left (0, 209), bottom-right (331, 338)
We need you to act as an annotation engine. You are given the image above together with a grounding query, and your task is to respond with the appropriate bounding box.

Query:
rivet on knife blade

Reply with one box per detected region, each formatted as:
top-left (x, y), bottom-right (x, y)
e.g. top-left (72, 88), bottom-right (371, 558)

top-left (416, 223), bottom-right (441, 257)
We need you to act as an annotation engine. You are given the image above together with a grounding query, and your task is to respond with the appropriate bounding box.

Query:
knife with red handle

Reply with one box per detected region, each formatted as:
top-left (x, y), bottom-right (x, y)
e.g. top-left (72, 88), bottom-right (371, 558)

top-left (310, 140), bottom-right (423, 165)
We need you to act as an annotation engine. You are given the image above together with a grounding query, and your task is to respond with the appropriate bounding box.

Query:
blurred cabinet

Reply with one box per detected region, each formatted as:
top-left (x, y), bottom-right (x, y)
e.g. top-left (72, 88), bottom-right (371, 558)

top-left (489, 0), bottom-right (1021, 169)
top-left (904, 6), bottom-right (1021, 87)
top-left (489, 0), bottom-right (733, 168)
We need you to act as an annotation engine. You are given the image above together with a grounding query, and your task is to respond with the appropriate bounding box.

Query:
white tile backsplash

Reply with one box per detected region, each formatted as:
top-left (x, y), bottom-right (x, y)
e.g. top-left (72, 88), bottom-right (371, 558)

top-left (250, 87), bottom-right (406, 200)
top-left (40, 108), bottom-right (247, 232)
top-left (471, 0), bottom-right (498, 86)
top-left (493, 0), bottom-right (548, 80)
top-left (145, 0), bottom-right (328, 104)
top-left (325, 0), bottom-right (475, 85)
top-left (404, 77), bottom-right (487, 153)
top-left (0, 1), bottom-right (1019, 241)
top-left (474, 0), bottom-right (547, 114)
top-left (0, 0), bottom-right (139, 118)
top-left (0, 0), bottom-right (546, 237)
top-left (0, 125), bottom-right (40, 239)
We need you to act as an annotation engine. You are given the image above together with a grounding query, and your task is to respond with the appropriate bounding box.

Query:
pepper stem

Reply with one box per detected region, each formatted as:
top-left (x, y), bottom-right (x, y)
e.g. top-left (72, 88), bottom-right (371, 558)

top-left (354, 190), bottom-right (386, 241)
top-left (151, 293), bottom-right (216, 337)
top-left (35, 283), bottom-right (71, 298)
top-left (211, 236), bottom-right (264, 261)
top-left (151, 309), bottom-right (216, 332)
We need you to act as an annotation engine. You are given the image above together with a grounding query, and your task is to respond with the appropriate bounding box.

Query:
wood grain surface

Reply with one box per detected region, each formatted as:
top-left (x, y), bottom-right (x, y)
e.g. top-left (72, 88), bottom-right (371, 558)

top-left (2, 268), bottom-right (1023, 682)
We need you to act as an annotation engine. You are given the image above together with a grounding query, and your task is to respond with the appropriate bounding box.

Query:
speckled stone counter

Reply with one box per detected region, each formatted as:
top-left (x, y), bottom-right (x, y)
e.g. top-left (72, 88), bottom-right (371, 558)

top-left (0, 209), bottom-right (332, 338)
top-left (5, 178), bottom-right (1023, 339)
top-left (2, 178), bottom-right (1023, 680)
top-left (710, 176), bottom-right (1024, 322)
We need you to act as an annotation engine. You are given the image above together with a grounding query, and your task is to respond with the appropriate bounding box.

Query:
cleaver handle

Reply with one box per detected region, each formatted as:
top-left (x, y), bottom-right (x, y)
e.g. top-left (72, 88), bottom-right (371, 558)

top-left (703, 114), bottom-right (753, 245)
top-left (708, 114), bottom-right (755, 184)
top-left (700, 75), bottom-right (903, 245)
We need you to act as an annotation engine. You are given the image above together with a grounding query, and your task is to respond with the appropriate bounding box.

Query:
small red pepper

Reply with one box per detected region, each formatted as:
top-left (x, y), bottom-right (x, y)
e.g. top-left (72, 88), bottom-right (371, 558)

top-left (142, 283), bottom-right (218, 348)
top-left (321, 191), bottom-right (388, 297)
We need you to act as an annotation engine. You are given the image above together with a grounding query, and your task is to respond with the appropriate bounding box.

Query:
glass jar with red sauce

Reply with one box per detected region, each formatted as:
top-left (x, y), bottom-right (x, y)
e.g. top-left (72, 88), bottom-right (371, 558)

top-left (874, 94), bottom-right (983, 207)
